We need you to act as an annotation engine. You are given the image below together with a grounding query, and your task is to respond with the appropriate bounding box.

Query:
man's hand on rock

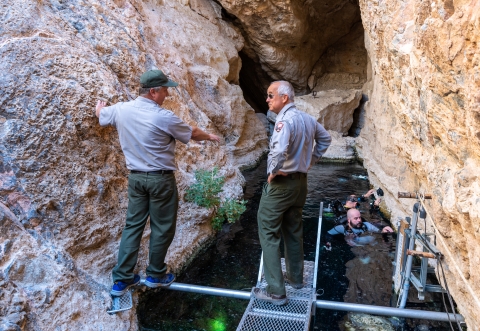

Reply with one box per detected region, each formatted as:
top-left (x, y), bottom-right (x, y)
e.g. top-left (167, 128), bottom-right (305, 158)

top-left (209, 134), bottom-right (221, 143)
top-left (96, 100), bottom-right (107, 118)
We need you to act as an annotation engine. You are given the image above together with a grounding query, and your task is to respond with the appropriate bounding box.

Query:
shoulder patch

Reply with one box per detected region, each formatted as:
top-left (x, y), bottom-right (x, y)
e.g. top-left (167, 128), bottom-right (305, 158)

top-left (275, 122), bottom-right (284, 132)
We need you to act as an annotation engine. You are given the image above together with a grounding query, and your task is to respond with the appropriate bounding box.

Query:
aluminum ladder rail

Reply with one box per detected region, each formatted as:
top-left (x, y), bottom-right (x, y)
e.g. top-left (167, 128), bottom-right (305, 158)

top-left (236, 202), bottom-right (324, 331)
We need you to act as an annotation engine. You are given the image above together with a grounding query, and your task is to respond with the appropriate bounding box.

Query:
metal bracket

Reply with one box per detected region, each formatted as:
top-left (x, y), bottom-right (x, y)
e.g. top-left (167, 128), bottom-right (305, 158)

top-left (107, 290), bottom-right (133, 314)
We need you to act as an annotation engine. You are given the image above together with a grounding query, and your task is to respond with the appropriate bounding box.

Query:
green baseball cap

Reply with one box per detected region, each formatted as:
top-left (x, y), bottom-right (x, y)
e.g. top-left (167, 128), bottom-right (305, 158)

top-left (140, 70), bottom-right (178, 88)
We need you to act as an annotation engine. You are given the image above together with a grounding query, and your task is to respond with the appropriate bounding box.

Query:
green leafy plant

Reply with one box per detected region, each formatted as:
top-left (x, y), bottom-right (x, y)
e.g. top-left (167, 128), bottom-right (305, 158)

top-left (213, 198), bottom-right (247, 230)
top-left (186, 167), bottom-right (247, 230)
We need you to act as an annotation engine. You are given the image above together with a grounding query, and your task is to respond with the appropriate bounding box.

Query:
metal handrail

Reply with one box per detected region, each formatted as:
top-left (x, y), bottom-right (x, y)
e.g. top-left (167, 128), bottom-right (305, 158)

top-left (158, 282), bottom-right (465, 322)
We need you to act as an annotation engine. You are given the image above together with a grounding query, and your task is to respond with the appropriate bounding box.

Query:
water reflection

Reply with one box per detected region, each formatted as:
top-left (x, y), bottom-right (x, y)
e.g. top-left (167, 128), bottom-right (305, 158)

top-left (138, 160), bottom-right (455, 331)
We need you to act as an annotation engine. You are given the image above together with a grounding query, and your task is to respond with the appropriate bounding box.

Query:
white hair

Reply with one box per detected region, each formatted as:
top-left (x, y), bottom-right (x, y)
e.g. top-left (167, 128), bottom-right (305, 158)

top-left (139, 86), bottom-right (163, 96)
top-left (272, 81), bottom-right (295, 101)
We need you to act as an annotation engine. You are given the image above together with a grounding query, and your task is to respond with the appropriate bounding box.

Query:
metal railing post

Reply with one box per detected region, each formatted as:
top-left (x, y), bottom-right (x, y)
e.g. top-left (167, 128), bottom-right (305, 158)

top-left (313, 202), bottom-right (323, 292)
top-left (399, 202), bottom-right (420, 308)
top-left (257, 252), bottom-right (264, 287)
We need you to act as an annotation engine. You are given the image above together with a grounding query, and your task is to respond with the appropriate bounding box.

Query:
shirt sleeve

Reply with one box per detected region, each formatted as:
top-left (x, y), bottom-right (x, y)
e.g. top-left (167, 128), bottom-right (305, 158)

top-left (165, 114), bottom-right (193, 144)
top-left (311, 122), bottom-right (332, 165)
top-left (267, 120), bottom-right (290, 175)
top-left (364, 222), bottom-right (380, 232)
top-left (327, 225), bottom-right (345, 235)
top-left (99, 104), bottom-right (118, 127)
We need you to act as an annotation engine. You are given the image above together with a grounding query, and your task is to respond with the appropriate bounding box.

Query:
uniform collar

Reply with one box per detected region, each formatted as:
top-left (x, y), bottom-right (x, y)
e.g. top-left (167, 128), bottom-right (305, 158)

top-left (136, 96), bottom-right (161, 107)
top-left (277, 102), bottom-right (295, 119)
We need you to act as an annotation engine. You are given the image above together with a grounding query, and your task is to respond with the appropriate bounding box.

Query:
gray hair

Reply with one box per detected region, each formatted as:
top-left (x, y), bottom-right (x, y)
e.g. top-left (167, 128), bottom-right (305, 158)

top-left (272, 81), bottom-right (295, 101)
top-left (139, 86), bottom-right (163, 96)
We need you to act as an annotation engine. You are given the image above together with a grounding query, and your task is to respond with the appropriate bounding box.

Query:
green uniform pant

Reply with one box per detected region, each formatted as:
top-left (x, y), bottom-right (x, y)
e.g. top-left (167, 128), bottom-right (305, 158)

top-left (257, 173), bottom-right (307, 296)
top-left (112, 172), bottom-right (178, 282)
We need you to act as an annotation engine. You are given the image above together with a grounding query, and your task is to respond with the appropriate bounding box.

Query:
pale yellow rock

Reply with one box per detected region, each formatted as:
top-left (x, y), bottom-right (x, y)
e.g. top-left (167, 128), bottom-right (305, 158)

top-left (322, 131), bottom-right (356, 162)
top-left (357, 0), bottom-right (480, 329)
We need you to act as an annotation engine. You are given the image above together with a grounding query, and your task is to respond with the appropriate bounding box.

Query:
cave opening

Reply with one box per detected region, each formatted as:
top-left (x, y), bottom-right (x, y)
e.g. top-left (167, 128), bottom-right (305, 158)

top-left (238, 50), bottom-right (273, 114)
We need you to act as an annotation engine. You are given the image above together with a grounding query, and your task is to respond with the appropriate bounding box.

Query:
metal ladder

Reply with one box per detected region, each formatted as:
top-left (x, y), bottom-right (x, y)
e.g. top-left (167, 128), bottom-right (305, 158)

top-left (236, 202), bottom-right (323, 331)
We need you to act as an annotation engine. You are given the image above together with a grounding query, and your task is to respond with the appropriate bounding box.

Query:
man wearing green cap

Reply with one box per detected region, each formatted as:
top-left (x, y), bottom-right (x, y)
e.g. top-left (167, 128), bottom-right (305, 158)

top-left (95, 69), bottom-right (220, 296)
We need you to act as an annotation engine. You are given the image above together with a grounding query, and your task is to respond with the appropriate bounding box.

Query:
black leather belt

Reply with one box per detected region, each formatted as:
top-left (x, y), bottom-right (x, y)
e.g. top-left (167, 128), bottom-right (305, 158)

top-left (130, 170), bottom-right (174, 175)
top-left (269, 172), bottom-right (306, 179)
top-left (286, 172), bottom-right (306, 179)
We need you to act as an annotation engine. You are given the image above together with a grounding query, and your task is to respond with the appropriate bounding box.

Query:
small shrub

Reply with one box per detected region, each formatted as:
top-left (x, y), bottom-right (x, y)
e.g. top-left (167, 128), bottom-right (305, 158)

top-left (186, 168), bottom-right (247, 230)
top-left (185, 167), bottom-right (224, 209)
top-left (212, 198), bottom-right (247, 230)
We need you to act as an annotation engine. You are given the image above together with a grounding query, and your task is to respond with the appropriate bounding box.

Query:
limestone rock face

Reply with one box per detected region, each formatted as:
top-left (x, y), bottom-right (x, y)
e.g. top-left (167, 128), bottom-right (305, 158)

top-left (357, 0), bottom-right (480, 329)
top-left (322, 131), bottom-right (356, 162)
top-left (217, 0), bottom-right (364, 91)
top-left (311, 21), bottom-right (368, 91)
top-left (296, 89), bottom-right (363, 134)
top-left (0, 0), bottom-right (267, 330)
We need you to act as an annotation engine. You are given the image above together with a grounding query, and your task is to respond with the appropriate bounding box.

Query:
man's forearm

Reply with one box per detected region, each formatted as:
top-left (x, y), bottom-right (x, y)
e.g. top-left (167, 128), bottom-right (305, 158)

top-left (191, 126), bottom-right (220, 142)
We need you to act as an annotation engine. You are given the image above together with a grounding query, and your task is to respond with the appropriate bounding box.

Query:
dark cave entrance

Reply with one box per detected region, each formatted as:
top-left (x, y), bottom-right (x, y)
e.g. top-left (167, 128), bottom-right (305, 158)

top-left (238, 50), bottom-right (273, 114)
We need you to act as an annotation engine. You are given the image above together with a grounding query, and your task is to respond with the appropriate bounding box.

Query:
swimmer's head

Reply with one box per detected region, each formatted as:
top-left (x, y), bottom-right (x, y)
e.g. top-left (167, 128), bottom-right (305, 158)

top-left (347, 209), bottom-right (363, 228)
top-left (345, 195), bottom-right (359, 209)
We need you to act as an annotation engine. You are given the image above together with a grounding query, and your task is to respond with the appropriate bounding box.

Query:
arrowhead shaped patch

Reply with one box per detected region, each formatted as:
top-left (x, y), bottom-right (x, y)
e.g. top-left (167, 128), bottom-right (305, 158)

top-left (275, 122), bottom-right (284, 132)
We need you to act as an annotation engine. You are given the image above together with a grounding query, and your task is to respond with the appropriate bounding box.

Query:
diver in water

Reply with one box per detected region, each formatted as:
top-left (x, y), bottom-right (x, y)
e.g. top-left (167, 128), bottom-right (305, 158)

top-left (330, 187), bottom-right (384, 221)
top-left (327, 209), bottom-right (393, 246)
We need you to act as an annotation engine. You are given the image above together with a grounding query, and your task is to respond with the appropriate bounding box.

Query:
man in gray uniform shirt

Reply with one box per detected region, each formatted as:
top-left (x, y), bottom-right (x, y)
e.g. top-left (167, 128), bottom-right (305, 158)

top-left (253, 81), bottom-right (331, 305)
top-left (96, 70), bottom-right (220, 296)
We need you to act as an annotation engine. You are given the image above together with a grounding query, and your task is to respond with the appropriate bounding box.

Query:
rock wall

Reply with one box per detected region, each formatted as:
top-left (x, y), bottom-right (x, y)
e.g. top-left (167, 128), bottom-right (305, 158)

top-left (357, 0), bottom-right (480, 329)
top-left (217, 0), bottom-right (362, 89)
top-left (219, 0), bottom-right (367, 112)
top-left (0, 0), bottom-right (267, 330)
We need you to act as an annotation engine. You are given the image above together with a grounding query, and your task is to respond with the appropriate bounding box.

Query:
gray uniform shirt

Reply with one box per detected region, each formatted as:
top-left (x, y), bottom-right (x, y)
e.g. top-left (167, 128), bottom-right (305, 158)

top-left (268, 103), bottom-right (331, 175)
top-left (99, 97), bottom-right (192, 171)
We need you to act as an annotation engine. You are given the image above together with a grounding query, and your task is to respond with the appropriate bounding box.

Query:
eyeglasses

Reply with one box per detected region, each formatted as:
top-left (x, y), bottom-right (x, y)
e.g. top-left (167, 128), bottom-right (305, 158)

top-left (347, 196), bottom-right (357, 202)
top-left (267, 93), bottom-right (285, 99)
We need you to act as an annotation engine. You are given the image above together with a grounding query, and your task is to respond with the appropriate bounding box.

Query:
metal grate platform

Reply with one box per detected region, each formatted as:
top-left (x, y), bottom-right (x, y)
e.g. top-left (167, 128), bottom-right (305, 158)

top-left (237, 259), bottom-right (316, 331)
top-left (107, 289), bottom-right (133, 314)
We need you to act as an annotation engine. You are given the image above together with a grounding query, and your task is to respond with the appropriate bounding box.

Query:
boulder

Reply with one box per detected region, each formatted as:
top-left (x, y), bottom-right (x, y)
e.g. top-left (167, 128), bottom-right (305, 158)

top-left (296, 89), bottom-right (363, 134)
top-left (322, 131), bottom-right (356, 162)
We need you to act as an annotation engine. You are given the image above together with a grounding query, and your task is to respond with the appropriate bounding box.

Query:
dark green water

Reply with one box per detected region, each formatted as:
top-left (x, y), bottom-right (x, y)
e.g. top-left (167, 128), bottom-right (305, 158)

top-left (137, 160), bottom-right (459, 331)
